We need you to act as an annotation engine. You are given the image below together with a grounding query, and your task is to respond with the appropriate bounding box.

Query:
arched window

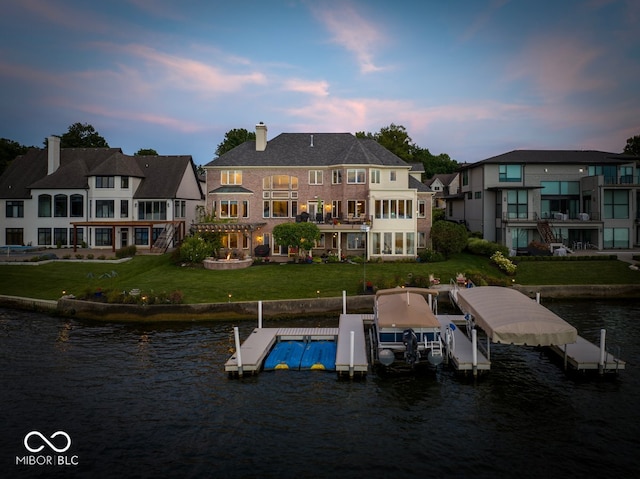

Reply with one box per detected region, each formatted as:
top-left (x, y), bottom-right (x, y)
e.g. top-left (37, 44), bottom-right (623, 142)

top-left (54, 194), bottom-right (68, 217)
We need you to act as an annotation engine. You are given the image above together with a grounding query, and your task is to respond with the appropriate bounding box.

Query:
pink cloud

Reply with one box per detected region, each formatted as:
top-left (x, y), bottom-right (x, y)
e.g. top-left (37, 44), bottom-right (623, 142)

top-left (312, 4), bottom-right (388, 73)
top-left (282, 79), bottom-right (330, 97)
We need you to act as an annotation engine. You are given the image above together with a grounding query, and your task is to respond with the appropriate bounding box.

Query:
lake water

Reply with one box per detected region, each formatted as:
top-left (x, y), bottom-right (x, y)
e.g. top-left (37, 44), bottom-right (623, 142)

top-left (1, 299), bottom-right (639, 478)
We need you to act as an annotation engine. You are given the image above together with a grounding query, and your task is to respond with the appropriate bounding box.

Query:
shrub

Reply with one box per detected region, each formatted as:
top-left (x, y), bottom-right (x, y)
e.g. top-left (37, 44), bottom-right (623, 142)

top-left (467, 237), bottom-right (509, 257)
top-left (179, 235), bottom-right (215, 263)
top-left (116, 245), bottom-right (137, 258)
top-left (417, 249), bottom-right (446, 263)
top-left (431, 221), bottom-right (468, 257)
top-left (491, 251), bottom-right (517, 274)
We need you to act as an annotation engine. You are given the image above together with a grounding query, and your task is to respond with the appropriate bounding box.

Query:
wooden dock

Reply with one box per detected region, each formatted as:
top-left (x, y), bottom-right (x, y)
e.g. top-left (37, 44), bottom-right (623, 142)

top-left (438, 315), bottom-right (491, 373)
top-left (335, 314), bottom-right (369, 377)
top-left (549, 335), bottom-right (626, 373)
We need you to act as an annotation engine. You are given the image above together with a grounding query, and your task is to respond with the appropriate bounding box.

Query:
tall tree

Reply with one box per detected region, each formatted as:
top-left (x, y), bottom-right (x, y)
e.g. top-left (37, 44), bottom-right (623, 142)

top-left (0, 138), bottom-right (29, 175)
top-left (215, 128), bottom-right (256, 157)
top-left (57, 122), bottom-right (109, 148)
top-left (623, 135), bottom-right (640, 156)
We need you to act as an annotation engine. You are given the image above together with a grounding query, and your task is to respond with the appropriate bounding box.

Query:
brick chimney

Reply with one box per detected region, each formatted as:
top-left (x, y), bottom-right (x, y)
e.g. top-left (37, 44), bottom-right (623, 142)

top-left (47, 135), bottom-right (61, 175)
top-left (255, 122), bottom-right (267, 152)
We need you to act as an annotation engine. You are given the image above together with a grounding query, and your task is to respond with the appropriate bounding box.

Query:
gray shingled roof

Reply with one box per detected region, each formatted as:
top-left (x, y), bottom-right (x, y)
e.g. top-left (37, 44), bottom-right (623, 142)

top-left (0, 147), bottom-right (202, 200)
top-left (206, 133), bottom-right (410, 168)
top-left (460, 150), bottom-right (634, 169)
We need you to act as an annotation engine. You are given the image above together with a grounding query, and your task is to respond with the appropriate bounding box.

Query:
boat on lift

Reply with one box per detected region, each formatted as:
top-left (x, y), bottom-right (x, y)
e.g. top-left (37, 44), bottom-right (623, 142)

top-left (371, 288), bottom-right (443, 369)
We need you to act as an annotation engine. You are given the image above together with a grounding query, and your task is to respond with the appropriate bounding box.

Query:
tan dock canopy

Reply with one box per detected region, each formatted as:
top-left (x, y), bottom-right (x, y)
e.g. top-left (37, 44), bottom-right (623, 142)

top-left (456, 286), bottom-right (577, 346)
top-left (375, 288), bottom-right (440, 329)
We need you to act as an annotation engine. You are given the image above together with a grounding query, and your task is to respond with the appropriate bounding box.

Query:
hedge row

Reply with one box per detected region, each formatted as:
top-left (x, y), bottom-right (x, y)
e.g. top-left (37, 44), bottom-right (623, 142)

top-left (514, 254), bottom-right (617, 262)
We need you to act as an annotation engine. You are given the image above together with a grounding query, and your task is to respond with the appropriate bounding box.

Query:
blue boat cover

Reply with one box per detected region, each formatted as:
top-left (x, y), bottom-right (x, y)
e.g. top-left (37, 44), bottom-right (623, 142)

top-left (264, 341), bottom-right (305, 370)
top-left (300, 341), bottom-right (336, 371)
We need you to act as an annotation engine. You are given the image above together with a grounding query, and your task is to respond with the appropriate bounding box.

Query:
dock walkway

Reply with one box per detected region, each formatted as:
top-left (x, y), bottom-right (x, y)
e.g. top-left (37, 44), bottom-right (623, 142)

top-left (438, 315), bottom-right (491, 373)
top-left (549, 335), bottom-right (626, 373)
top-left (335, 314), bottom-right (369, 377)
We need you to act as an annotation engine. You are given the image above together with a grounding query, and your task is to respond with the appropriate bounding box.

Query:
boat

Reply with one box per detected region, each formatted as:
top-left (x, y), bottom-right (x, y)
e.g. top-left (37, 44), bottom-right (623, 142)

top-left (371, 288), bottom-right (444, 369)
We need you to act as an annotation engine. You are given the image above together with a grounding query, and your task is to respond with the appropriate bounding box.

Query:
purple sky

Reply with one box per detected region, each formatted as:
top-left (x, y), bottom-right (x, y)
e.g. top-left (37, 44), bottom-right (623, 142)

top-left (1, 0), bottom-right (638, 166)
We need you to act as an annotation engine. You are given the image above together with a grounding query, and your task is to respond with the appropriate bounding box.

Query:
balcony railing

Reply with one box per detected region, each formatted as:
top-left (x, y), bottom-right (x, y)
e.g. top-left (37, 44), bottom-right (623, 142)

top-left (502, 212), bottom-right (601, 222)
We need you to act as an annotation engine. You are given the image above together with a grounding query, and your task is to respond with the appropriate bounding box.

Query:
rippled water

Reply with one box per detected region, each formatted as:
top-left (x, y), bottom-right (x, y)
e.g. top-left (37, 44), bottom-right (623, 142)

top-left (1, 299), bottom-right (639, 478)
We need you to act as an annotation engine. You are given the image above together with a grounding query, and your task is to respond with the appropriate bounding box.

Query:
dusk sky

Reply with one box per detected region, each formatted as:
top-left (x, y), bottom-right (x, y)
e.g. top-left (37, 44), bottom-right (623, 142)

top-left (1, 0), bottom-right (638, 167)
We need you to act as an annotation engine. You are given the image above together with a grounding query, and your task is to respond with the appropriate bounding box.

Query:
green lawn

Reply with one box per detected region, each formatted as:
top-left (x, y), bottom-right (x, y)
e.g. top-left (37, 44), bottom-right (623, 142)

top-left (0, 253), bottom-right (637, 303)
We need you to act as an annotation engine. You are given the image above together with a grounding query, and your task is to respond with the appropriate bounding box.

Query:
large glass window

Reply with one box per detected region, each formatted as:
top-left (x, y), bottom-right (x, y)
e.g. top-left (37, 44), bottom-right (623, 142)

top-left (6, 200), bottom-right (24, 218)
top-left (221, 200), bottom-right (238, 218)
top-left (96, 176), bottom-right (115, 188)
top-left (588, 165), bottom-right (617, 184)
top-left (603, 190), bottom-right (629, 219)
top-left (506, 190), bottom-right (528, 219)
top-left (346, 233), bottom-right (365, 249)
top-left (38, 194), bottom-right (51, 217)
top-left (138, 201), bottom-right (167, 220)
top-left (347, 169), bottom-right (366, 184)
top-left (604, 228), bottom-right (629, 248)
top-left (96, 200), bottom-right (115, 218)
top-left (499, 164), bottom-right (522, 182)
top-left (374, 199), bottom-right (413, 219)
top-left (221, 170), bottom-right (242, 185)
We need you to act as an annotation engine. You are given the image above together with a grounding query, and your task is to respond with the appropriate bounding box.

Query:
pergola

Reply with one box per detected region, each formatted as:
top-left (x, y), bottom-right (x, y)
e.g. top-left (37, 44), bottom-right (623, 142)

top-left (191, 222), bottom-right (267, 255)
top-left (70, 220), bottom-right (185, 252)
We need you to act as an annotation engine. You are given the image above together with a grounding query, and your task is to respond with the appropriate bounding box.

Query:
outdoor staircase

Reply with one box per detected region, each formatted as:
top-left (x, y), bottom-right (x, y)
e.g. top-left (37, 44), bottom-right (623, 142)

top-left (151, 222), bottom-right (179, 253)
top-left (537, 220), bottom-right (555, 244)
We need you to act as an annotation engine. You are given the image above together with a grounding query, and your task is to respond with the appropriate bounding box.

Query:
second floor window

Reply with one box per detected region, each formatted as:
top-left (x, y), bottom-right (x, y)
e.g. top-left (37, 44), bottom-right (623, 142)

top-left (221, 200), bottom-right (238, 218)
top-left (6, 200), bottom-right (24, 218)
top-left (499, 165), bottom-right (522, 182)
top-left (221, 170), bottom-right (242, 185)
top-left (96, 176), bottom-right (115, 188)
top-left (347, 169), bottom-right (366, 184)
top-left (370, 169), bottom-right (380, 184)
top-left (332, 169), bottom-right (342, 184)
top-left (309, 170), bottom-right (323, 185)
top-left (96, 200), bottom-right (115, 218)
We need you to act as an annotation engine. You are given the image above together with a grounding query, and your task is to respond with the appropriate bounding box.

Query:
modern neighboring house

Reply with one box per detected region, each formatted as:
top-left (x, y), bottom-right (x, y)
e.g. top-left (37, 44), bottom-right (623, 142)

top-left (0, 136), bottom-right (205, 252)
top-left (448, 150), bottom-right (639, 251)
top-left (202, 123), bottom-right (434, 260)
top-left (425, 173), bottom-right (459, 210)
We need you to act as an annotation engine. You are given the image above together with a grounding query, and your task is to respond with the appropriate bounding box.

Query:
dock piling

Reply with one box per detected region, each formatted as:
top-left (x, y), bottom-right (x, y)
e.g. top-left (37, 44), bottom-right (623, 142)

top-left (342, 290), bottom-right (346, 315)
top-left (233, 326), bottom-right (243, 377)
top-left (349, 330), bottom-right (355, 377)
top-left (599, 328), bottom-right (606, 374)
top-left (258, 301), bottom-right (263, 329)
top-left (472, 328), bottom-right (478, 377)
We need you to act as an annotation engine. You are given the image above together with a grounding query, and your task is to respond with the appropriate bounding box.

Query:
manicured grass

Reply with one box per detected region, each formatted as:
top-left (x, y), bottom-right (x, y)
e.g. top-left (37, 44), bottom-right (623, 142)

top-left (0, 253), bottom-right (637, 303)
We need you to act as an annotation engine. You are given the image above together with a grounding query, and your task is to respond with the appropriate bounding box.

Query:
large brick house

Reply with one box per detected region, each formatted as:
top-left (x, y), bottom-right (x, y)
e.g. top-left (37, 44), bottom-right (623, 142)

top-left (0, 136), bottom-right (205, 252)
top-left (202, 123), bottom-right (434, 260)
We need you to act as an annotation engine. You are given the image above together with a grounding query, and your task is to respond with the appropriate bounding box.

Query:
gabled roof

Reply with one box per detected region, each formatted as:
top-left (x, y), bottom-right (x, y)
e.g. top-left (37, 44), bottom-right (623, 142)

top-left (459, 150), bottom-right (635, 170)
top-left (426, 173), bottom-right (457, 187)
top-left (0, 147), bottom-right (122, 198)
top-left (206, 133), bottom-right (410, 168)
top-left (0, 147), bottom-right (202, 200)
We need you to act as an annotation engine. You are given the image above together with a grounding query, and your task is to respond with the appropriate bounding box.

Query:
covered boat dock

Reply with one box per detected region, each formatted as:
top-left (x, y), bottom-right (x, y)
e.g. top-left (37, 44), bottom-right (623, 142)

top-left (454, 286), bottom-right (625, 373)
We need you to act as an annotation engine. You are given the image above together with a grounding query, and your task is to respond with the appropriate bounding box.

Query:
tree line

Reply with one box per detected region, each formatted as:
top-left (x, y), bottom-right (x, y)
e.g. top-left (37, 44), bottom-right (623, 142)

top-left (2, 122), bottom-right (639, 177)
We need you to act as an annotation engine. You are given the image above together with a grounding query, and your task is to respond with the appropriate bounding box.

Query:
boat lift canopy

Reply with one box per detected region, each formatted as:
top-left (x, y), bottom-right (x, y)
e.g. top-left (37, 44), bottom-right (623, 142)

top-left (375, 288), bottom-right (440, 329)
top-left (456, 286), bottom-right (577, 346)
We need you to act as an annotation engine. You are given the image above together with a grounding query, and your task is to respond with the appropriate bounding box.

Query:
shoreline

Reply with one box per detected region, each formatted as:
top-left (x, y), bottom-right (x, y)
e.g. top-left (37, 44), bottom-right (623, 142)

top-left (1, 283), bottom-right (638, 322)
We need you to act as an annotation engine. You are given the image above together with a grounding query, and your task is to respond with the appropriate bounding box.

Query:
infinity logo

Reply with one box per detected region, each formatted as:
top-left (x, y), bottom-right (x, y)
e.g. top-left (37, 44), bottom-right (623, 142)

top-left (24, 431), bottom-right (71, 453)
